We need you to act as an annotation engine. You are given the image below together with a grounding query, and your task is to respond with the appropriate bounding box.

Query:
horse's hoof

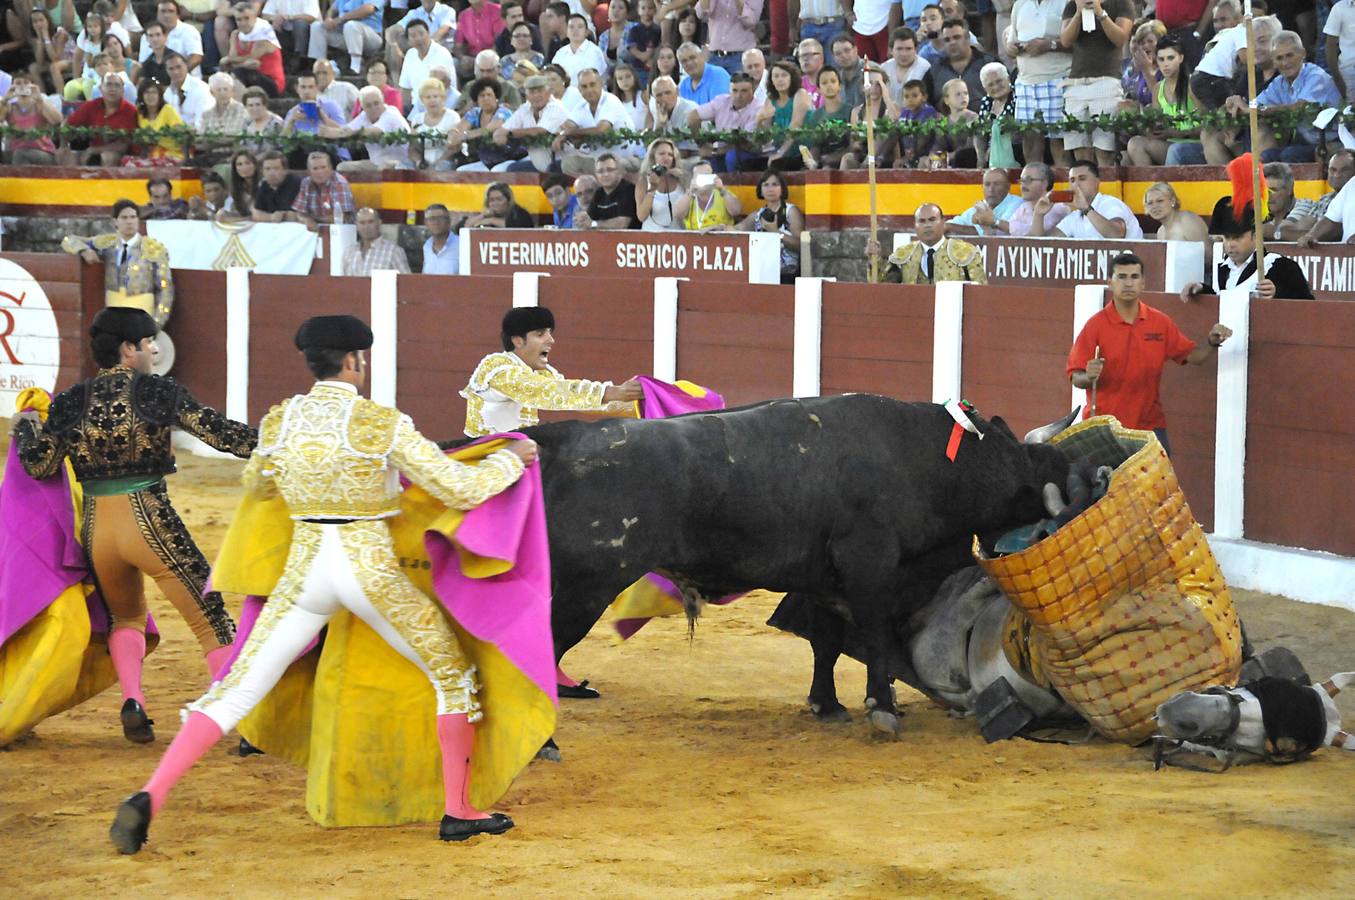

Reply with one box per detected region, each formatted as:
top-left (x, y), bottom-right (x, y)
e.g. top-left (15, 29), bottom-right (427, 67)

top-left (869, 709), bottom-right (903, 737)
top-left (809, 700), bottom-right (852, 723)
top-left (535, 738), bottom-right (562, 763)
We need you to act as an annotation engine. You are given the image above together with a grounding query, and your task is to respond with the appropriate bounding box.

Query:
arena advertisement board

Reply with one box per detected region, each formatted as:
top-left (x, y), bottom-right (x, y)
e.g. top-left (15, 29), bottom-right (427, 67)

top-left (0, 258), bottom-right (60, 410)
top-left (1222, 243), bottom-right (1355, 301)
top-left (459, 229), bottom-right (783, 283)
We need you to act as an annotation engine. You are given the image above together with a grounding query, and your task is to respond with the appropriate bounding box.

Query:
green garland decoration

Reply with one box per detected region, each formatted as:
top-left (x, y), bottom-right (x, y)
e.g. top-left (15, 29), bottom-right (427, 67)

top-left (0, 103), bottom-right (1332, 164)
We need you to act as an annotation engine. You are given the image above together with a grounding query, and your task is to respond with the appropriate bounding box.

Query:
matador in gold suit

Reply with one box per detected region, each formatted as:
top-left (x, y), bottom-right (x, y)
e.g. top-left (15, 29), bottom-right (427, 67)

top-left (111, 315), bottom-right (535, 855)
top-left (61, 199), bottom-right (174, 326)
top-left (12, 308), bottom-right (255, 744)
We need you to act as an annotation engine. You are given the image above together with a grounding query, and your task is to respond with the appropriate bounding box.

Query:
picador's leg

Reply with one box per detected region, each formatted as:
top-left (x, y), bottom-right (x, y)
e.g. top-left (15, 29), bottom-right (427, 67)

top-left (805, 597), bottom-right (851, 723)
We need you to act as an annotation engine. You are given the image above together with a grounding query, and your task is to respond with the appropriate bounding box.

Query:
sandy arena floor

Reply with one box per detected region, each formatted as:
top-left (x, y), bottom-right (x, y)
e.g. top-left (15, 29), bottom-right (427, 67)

top-left (2, 454), bottom-right (1354, 899)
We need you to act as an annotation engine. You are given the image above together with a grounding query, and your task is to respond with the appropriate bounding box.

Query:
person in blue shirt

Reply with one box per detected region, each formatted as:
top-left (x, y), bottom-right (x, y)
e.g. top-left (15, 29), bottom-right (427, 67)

top-left (1229, 29), bottom-right (1343, 163)
top-left (677, 42), bottom-right (732, 104)
top-left (308, 0), bottom-right (387, 75)
top-left (421, 203), bottom-right (461, 274)
top-left (543, 174), bottom-right (580, 228)
top-left (947, 167), bottom-right (1023, 235)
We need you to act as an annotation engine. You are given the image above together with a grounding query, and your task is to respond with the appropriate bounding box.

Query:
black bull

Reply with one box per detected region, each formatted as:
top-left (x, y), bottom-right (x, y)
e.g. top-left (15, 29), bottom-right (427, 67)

top-left (448, 394), bottom-right (1069, 730)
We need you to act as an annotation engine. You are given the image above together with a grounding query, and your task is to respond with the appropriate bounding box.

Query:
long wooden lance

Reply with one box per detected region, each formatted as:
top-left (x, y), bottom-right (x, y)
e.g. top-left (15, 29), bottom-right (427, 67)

top-left (1244, 0), bottom-right (1266, 277)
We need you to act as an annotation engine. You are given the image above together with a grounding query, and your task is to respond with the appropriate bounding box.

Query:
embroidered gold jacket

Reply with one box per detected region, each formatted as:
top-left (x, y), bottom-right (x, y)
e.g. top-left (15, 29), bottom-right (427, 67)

top-left (245, 381), bottom-right (525, 520)
top-left (61, 232), bottom-right (174, 325)
top-left (15, 366), bottom-right (256, 483)
top-left (461, 351), bottom-right (631, 438)
top-left (882, 238), bottom-right (988, 285)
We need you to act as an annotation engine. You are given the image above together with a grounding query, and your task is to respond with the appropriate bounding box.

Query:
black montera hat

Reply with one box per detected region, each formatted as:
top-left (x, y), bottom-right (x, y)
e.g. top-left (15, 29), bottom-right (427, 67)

top-left (90, 307), bottom-right (158, 343)
top-left (1209, 197), bottom-right (1256, 238)
top-left (501, 306), bottom-right (555, 341)
top-left (294, 315), bottom-right (374, 353)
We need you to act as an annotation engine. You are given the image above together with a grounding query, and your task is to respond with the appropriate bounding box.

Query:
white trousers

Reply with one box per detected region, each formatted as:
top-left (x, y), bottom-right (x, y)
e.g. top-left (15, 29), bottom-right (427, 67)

top-left (193, 523), bottom-right (478, 732)
top-left (308, 22), bottom-right (383, 61)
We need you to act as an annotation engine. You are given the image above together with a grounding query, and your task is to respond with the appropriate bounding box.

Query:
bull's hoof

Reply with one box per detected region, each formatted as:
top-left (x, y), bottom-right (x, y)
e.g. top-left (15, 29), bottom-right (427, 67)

top-left (869, 709), bottom-right (904, 737)
top-left (808, 699), bottom-right (852, 723)
top-left (535, 738), bottom-right (561, 763)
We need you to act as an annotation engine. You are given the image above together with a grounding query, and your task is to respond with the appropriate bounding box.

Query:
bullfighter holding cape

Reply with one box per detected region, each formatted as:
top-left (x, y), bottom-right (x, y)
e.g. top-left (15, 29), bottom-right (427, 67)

top-left (3, 308), bottom-right (255, 746)
top-left (111, 315), bottom-right (550, 853)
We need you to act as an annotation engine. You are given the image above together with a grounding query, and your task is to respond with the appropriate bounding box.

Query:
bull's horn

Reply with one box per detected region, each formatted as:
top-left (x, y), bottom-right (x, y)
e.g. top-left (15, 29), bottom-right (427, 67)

top-left (1024, 407), bottom-right (1081, 444)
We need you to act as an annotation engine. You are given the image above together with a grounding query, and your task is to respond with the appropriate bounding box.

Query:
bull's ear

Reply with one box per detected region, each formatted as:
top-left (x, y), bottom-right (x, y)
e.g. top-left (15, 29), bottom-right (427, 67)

top-left (988, 416), bottom-right (1016, 440)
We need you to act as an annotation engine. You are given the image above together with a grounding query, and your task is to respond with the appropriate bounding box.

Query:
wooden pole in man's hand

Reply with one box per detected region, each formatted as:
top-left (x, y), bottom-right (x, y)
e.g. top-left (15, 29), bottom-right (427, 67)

top-left (1243, 0), bottom-right (1266, 278)
top-left (1090, 344), bottom-right (1101, 416)
top-left (866, 105), bottom-right (879, 283)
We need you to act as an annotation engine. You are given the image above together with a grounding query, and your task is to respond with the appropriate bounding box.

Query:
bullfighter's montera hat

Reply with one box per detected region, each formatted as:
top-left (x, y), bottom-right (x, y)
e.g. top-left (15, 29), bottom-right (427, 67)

top-left (501, 306), bottom-right (556, 343)
top-left (1210, 153), bottom-right (1268, 237)
top-left (293, 315), bottom-right (374, 353)
top-left (90, 306), bottom-right (158, 344)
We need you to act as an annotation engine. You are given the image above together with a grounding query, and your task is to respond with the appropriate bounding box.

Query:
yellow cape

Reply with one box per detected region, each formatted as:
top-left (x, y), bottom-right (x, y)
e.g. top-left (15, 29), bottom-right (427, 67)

top-left (211, 439), bottom-right (556, 826)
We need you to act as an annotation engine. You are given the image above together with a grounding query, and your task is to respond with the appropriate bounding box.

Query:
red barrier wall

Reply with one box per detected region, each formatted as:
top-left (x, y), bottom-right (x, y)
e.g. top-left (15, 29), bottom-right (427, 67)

top-left (1154, 293), bottom-right (1220, 532)
top-left (1245, 300), bottom-right (1355, 555)
top-left (820, 282), bottom-right (934, 401)
top-left (165, 269), bottom-right (228, 412)
top-left (677, 281), bottom-right (793, 407)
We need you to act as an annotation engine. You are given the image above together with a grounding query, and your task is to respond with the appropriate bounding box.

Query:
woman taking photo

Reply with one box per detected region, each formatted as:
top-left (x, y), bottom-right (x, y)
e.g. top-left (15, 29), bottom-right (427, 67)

top-left (636, 137), bottom-right (689, 232)
top-left (737, 168), bottom-right (804, 283)
top-left (758, 60), bottom-right (811, 170)
top-left (0, 73), bottom-right (60, 164)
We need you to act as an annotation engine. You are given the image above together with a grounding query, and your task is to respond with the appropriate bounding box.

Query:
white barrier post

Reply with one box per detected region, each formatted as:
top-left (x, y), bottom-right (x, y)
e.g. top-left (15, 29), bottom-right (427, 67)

top-left (931, 281), bottom-right (964, 403)
top-left (224, 266), bottom-right (250, 424)
top-left (328, 224), bottom-right (354, 277)
top-left (512, 271), bottom-right (545, 307)
top-left (652, 277), bottom-right (684, 382)
top-left (369, 269), bottom-right (399, 408)
top-left (1071, 284), bottom-right (1105, 413)
top-left (1213, 287), bottom-right (1251, 540)
top-left (792, 277), bottom-right (824, 398)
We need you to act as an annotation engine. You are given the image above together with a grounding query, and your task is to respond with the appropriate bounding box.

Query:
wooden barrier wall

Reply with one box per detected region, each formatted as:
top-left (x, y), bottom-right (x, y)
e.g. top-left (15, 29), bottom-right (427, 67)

top-left (820, 282), bottom-right (934, 400)
top-left (677, 282), bottom-right (794, 407)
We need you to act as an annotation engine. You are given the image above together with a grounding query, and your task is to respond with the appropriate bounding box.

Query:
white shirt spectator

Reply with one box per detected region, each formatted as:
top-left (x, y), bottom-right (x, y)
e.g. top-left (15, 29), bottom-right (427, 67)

top-left (647, 95), bottom-right (699, 150)
top-left (262, 0), bottom-right (324, 20)
top-left (565, 90), bottom-right (638, 158)
top-left (852, 0), bottom-right (899, 36)
top-left (551, 40), bottom-right (609, 82)
top-left (1055, 193), bottom-right (1144, 239)
top-left (400, 42), bottom-right (458, 98)
top-left (164, 75), bottom-right (214, 129)
top-left (1197, 24), bottom-right (1250, 79)
top-left (422, 232), bottom-right (460, 273)
top-left (398, 2), bottom-right (457, 39)
top-left (346, 105), bottom-right (413, 168)
top-left (322, 79), bottom-right (361, 116)
top-left (409, 106), bottom-right (460, 166)
top-left (883, 56), bottom-right (929, 106)
top-left (502, 96), bottom-right (570, 172)
top-left (1008, 0), bottom-right (1068, 82)
top-left (139, 20), bottom-right (205, 77)
top-left (1322, 176), bottom-right (1355, 242)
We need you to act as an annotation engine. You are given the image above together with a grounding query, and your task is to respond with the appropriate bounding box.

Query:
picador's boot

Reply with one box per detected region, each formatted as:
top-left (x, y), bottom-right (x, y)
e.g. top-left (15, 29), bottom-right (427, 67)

top-left (109, 791), bottom-right (152, 855)
top-left (120, 698), bottom-right (155, 744)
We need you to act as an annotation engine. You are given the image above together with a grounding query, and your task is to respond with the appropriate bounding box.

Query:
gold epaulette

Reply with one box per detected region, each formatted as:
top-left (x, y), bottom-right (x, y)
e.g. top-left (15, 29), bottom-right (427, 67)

top-left (886, 243), bottom-right (918, 267)
top-left (141, 237), bottom-right (169, 263)
top-left (256, 400), bottom-right (289, 452)
top-left (348, 400), bottom-right (403, 457)
top-left (946, 239), bottom-right (981, 267)
top-left (90, 233), bottom-right (119, 250)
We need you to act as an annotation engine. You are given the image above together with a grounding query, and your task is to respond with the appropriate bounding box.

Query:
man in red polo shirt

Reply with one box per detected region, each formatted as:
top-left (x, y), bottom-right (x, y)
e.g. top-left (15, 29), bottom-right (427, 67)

top-left (65, 73), bottom-right (139, 166)
top-left (1067, 251), bottom-right (1232, 456)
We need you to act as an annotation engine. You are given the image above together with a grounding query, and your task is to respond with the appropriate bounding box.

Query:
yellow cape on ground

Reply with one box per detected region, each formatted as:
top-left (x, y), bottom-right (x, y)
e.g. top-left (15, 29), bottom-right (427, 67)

top-left (0, 388), bottom-right (160, 745)
top-left (211, 439), bottom-right (556, 826)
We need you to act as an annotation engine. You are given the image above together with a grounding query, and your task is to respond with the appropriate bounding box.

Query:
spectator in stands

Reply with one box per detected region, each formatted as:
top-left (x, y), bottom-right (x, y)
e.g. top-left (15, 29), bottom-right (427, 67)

top-left (252, 149), bottom-right (303, 221)
top-left (1155, 0), bottom-right (1211, 68)
top-left (1290, 149), bottom-right (1355, 243)
top-left (789, 0), bottom-right (846, 57)
top-left (794, 37), bottom-right (825, 105)
top-left (542, 173), bottom-right (579, 226)
top-left (829, 33), bottom-right (866, 107)
top-left (1143, 182), bottom-right (1207, 241)
top-left (0, 74), bottom-right (61, 164)
top-left (648, 43), bottom-right (680, 86)
top-left (925, 17), bottom-right (992, 112)
top-left (850, 0), bottom-right (899, 62)
top-left (315, 58), bottom-right (360, 113)
top-left (1244, 31), bottom-right (1342, 164)
top-left (1182, 200), bottom-right (1313, 301)
top-left (221, 149), bottom-right (259, 220)
top-left (357, 59), bottom-right (404, 115)
top-left (242, 84), bottom-right (285, 151)
top-left (495, 2), bottom-right (540, 57)
top-left (737, 167), bottom-right (803, 282)
top-left (194, 72), bottom-right (247, 164)
top-left (803, 66), bottom-right (852, 168)
top-left (598, 0), bottom-right (635, 72)
top-left (539, 1), bottom-right (570, 61)
top-left (219, 1), bottom-right (285, 97)
top-left (144, 1), bottom-right (203, 75)
top-left (609, 62), bottom-right (647, 128)
top-left (503, 20), bottom-right (546, 77)
top-left (587, 151), bottom-right (641, 227)
top-left (557, 67), bottom-right (634, 174)
top-left (65, 71), bottom-right (137, 165)
top-left (947, 167), bottom-right (1020, 235)
top-left (1004, 161), bottom-right (1069, 235)
top-left (645, 72), bottom-right (697, 134)
top-left (473, 49), bottom-right (519, 104)
top-left (572, 173), bottom-right (599, 222)
top-left (637, 137), bottom-right (690, 230)
top-left (883, 26), bottom-right (930, 106)
top-left (973, 61), bottom-right (1015, 168)
top-left (688, 70), bottom-right (761, 171)
top-left (1121, 20), bottom-right (1164, 108)
top-left (552, 13), bottom-right (607, 83)
top-left (1190, 14), bottom-right (1280, 113)
top-left (190, 171), bottom-right (230, 219)
top-left (671, 7), bottom-right (707, 52)
top-left (1034, 159), bottom-right (1142, 238)
top-left (342, 206), bottom-right (412, 274)
top-left (931, 77), bottom-right (978, 167)
top-left (466, 180), bottom-right (535, 227)
top-left (1057, 0), bottom-right (1131, 169)
top-left (162, 52), bottom-right (211, 129)
top-left (399, 18), bottom-right (457, 108)
top-left (916, 3), bottom-right (947, 64)
top-left (696, 0), bottom-right (763, 75)
top-left (448, 77), bottom-right (514, 165)
top-left (139, 21), bottom-right (172, 84)
top-left (677, 41), bottom-right (731, 103)
top-left (1125, 35), bottom-right (1198, 167)
top-left (840, 65), bottom-right (899, 169)
top-left (1259, 161), bottom-right (1311, 242)
top-left (176, 0), bottom-right (219, 68)
top-left (758, 59), bottom-right (811, 168)
top-left (308, 0), bottom-right (385, 76)
top-left (420, 203), bottom-right (460, 273)
top-left (63, 10), bottom-right (112, 102)
top-left (330, 84), bottom-right (413, 170)
top-left (292, 149), bottom-right (357, 227)
top-left (264, 0), bottom-right (322, 69)
top-left (281, 69), bottom-right (346, 166)
top-left (629, 0), bottom-right (662, 82)
top-left (742, 46), bottom-right (768, 100)
top-left (141, 175), bottom-right (191, 219)
top-left (891, 76), bottom-right (936, 167)
top-left (1326, 0), bottom-right (1355, 104)
top-left (454, 0), bottom-right (505, 81)
top-left (682, 159), bottom-right (741, 230)
top-left (131, 77), bottom-right (185, 165)
top-left (104, 33), bottom-right (138, 86)
top-left (489, 73), bottom-right (568, 171)
top-left (387, 0), bottom-right (456, 80)
top-left (409, 77), bottom-right (460, 168)
top-left (546, 60), bottom-right (581, 107)
top-left (31, 9), bottom-right (73, 96)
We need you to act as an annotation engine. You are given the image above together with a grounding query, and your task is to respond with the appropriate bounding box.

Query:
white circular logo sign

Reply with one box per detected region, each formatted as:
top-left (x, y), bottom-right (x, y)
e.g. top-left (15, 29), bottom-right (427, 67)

top-left (0, 258), bottom-right (61, 410)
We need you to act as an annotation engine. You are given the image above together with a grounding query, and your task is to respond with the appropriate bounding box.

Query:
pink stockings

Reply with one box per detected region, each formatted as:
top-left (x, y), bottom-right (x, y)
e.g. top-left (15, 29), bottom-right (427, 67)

top-left (437, 713), bottom-right (487, 820)
top-left (108, 627), bottom-right (146, 705)
top-left (142, 711), bottom-right (223, 815)
top-left (555, 664), bottom-right (579, 688)
top-left (204, 644), bottom-right (235, 680)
